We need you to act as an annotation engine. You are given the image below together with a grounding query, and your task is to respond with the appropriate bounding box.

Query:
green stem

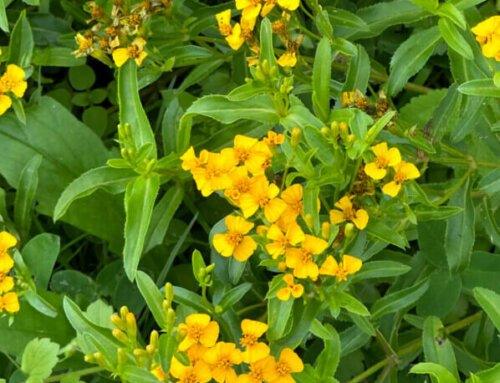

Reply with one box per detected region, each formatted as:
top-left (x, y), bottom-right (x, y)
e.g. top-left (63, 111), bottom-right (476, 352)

top-left (44, 367), bottom-right (105, 382)
top-left (237, 302), bottom-right (267, 316)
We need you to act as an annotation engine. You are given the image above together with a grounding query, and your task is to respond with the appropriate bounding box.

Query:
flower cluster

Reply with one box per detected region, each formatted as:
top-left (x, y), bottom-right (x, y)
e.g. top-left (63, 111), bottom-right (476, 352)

top-left (364, 142), bottom-right (420, 197)
top-left (154, 314), bottom-right (304, 383)
top-left (74, 0), bottom-right (171, 67)
top-left (0, 59), bottom-right (28, 116)
top-left (471, 16), bottom-right (500, 61)
top-left (0, 232), bottom-right (20, 314)
top-left (181, 131), bottom-right (364, 301)
top-left (215, 0), bottom-right (302, 67)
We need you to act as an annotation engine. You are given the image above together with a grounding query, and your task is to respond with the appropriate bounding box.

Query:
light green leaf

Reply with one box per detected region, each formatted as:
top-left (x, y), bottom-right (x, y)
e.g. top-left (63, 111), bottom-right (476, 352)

top-left (32, 47), bottom-right (86, 67)
top-left (218, 283), bottom-right (252, 313)
top-left (0, 0), bottom-right (8, 33)
top-left (473, 287), bottom-right (500, 332)
top-left (438, 18), bottom-right (473, 60)
top-left (410, 362), bottom-right (458, 383)
top-left (21, 338), bottom-right (59, 383)
top-left (436, 3), bottom-right (466, 29)
top-left (329, 291), bottom-right (370, 316)
top-left (22, 233), bottom-right (60, 290)
top-left (315, 324), bottom-right (341, 378)
top-left (409, 0), bottom-right (438, 11)
top-left (478, 169), bottom-right (500, 195)
top-left (267, 298), bottom-right (293, 341)
top-left (312, 37), bottom-right (331, 122)
top-left (343, 44), bottom-right (370, 95)
top-left (14, 155), bottom-right (42, 237)
top-left (9, 11), bottom-right (34, 68)
top-left (458, 79), bottom-right (500, 98)
top-left (136, 271), bottom-right (168, 330)
top-left (365, 221), bottom-right (406, 249)
top-left (259, 18), bottom-right (277, 68)
top-left (350, 261), bottom-right (411, 282)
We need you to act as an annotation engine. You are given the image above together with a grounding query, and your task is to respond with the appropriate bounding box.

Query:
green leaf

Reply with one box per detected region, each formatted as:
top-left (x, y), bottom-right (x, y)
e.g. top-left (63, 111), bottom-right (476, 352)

top-left (192, 249), bottom-right (206, 284)
top-left (350, 261), bottom-right (411, 282)
top-left (0, 0), bottom-right (8, 33)
top-left (9, 11), bottom-right (34, 68)
top-left (423, 316), bottom-right (460, 380)
top-left (417, 270), bottom-right (462, 319)
top-left (118, 59), bottom-right (156, 156)
top-left (227, 82), bottom-right (270, 102)
top-left (259, 18), bottom-right (277, 68)
top-left (159, 333), bottom-right (178, 376)
top-left (414, 205), bottom-right (463, 221)
top-left (436, 3), bottom-right (466, 30)
top-left (465, 363), bottom-right (500, 383)
top-left (21, 338), bottom-right (59, 383)
top-left (14, 155), bottom-right (42, 237)
top-left (32, 47), bottom-right (85, 67)
top-left (326, 7), bottom-right (370, 32)
top-left (438, 18), bottom-right (473, 60)
top-left (136, 271), bottom-right (168, 330)
top-left (124, 174), bottom-right (160, 280)
top-left (312, 37), bottom-right (331, 122)
top-left (54, 166), bottom-right (136, 221)
top-left (22, 233), bottom-right (60, 290)
top-left (176, 60), bottom-right (224, 95)
top-left (315, 324), bottom-right (341, 378)
top-left (267, 297), bottom-right (294, 341)
top-left (409, 0), bottom-right (438, 12)
top-left (410, 362), bottom-right (458, 383)
top-left (364, 111), bottom-right (396, 144)
top-left (473, 287), bottom-right (500, 332)
top-left (343, 44), bottom-right (370, 95)
top-left (172, 285), bottom-right (213, 314)
top-left (122, 366), bottom-right (160, 383)
top-left (388, 26), bottom-right (441, 96)
top-left (478, 168), bottom-right (500, 195)
top-left (371, 278), bottom-right (429, 320)
top-left (365, 221), bottom-right (406, 249)
top-left (458, 79), bottom-right (500, 98)
top-left (329, 291), bottom-right (370, 316)
top-left (445, 177), bottom-right (474, 273)
top-left (217, 283), bottom-right (252, 313)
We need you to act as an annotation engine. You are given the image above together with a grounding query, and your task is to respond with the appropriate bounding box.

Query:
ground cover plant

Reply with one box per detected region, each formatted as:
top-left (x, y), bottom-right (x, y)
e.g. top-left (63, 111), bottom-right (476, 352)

top-left (0, 0), bottom-right (499, 382)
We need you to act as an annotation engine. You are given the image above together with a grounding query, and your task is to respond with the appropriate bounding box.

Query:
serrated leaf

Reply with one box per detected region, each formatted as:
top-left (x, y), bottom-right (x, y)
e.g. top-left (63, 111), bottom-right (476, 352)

top-left (21, 338), bottom-right (60, 383)
top-left (439, 18), bottom-right (473, 60)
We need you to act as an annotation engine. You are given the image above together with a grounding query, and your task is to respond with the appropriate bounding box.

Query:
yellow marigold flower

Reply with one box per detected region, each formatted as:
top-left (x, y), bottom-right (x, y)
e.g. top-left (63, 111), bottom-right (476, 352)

top-left (224, 166), bottom-right (252, 206)
top-left (382, 161), bottom-right (420, 197)
top-left (170, 357), bottom-right (212, 383)
top-left (261, 0), bottom-right (299, 16)
top-left (279, 184), bottom-right (303, 225)
top-left (213, 215), bottom-right (257, 262)
top-left (266, 223), bottom-right (304, 259)
top-left (240, 319), bottom-right (270, 363)
top-left (181, 146), bottom-right (209, 171)
top-left (0, 232), bottom-right (16, 274)
top-left (263, 348), bottom-right (303, 383)
top-left (191, 150), bottom-right (238, 197)
top-left (112, 37), bottom-right (148, 67)
top-left (276, 274), bottom-right (303, 301)
top-left (238, 356), bottom-right (274, 383)
top-left (236, 0), bottom-right (261, 31)
top-left (0, 292), bottom-right (19, 313)
top-left (186, 343), bottom-right (210, 364)
top-left (329, 196), bottom-right (369, 230)
top-left (231, 135), bottom-right (272, 175)
top-left (471, 16), bottom-right (500, 60)
top-left (0, 92), bottom-right (12, 116)
top-left (285, 235), bottom-right (327, 280)
top-left (1, 65), bottom-right (27, 98)
top-left (319, 254), bottom-right (362, 282)
top-left (239, 176), bottom-right (287, 223)
top-left (226, 23), bottom-right (246, 51)
top-left (203, 342), bottom-right (243, 383)
top-left (178, 313), bottom-right (220, 351)
top-left (277, 51), bottom-right (296, 67)
top-left (216, 9), bottom-right (233, 36)
top-left (74, 32), bottom-right (95, 58)
top-left (0, 274), bottom-right (14, 294)
top-left (150, 364), bottom-right (165, 381)
top-left (263, 131), bottom-right (285, 147)
top-left (364, 142), bottom-right (401, 180)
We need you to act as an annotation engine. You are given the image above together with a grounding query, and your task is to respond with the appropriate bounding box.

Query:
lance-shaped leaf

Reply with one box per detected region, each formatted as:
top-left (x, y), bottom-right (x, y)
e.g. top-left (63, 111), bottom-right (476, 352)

top-left (14, 155), bottom-right (41, 237)
top-left (312, 37), bottom-right (331, 122)
top-left (473, 287), bottom-right (500, 332)
top-left (410, 363), bottom-right (458, 383)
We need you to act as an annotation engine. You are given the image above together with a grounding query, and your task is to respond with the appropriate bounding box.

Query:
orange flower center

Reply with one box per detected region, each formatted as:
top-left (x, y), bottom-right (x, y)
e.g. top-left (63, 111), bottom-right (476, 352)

top-left (249, 366), bottom-right (264, 382)
top-left (182, 370), bottom-right (198, 383)
top-left (276, 361), bottom-right (292, 376)
top-left (216, 356), bottom-right (233, 369)
top-left (235, 178), bottom-right (251, 193)
top-left (241, 333), bottom-right (258, 347)
top-left (206, 166), bottom-right (223, 179)
top-left (235, 148), bottom-right (250, 163)
top-left (299, 249), bottom-right (312, 265)
top-left (188, 324), bottom-right (204, 341)
top-left (394, 171), bottom-right (406, 185)
top-left (335, 265), bottom-right (347, 281)
top-left (80, 38), bottom-right (94, 50)
top-left (258, 196), bottom-right (270, 208)
top-left (342, 206), bottom-right (355, 221)
top-left (127, 45), bottom-right (141, 58)
top-left (375, 155), bottom-right (389, 169)
top-left (220, 24), bottom-right (232, 36)
top-left (291, 200), bottom-right (303, 215)
top-left (227, 231), bottom-right (243, 246)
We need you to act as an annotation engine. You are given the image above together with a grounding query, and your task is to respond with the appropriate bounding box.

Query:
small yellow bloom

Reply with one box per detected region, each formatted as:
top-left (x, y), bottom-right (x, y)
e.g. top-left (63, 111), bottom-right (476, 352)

top-left (471, 16), bottom-right (500, 60)
top-left (285, 235), bottom-right (328, 280)
top-left (231, 135), bottom-right (272, 175)
top-left (0, 292), bottom-right (19, 313)
top-left (319, 254), bottom-right (362, 282)
top-left (329, 196), bottom-right (369, 230)
top-left (240, 319), bottom-right (270, 363)
top-left (0, 93), bottom-right (12, 116)
top-left (191, 150), bottom-right (238, 196)
top-left (276, 274), bottom-right (303, 301)
top-left (0, 65), bottom-right (27, 98)
top-left (74, 32), bottom-right (95, 57)
top-left (203, 342), bottom-right (243, 383)
top-left (263, 348), bottom-right (304, 383)
top-left (178, 313), bottom-right (220, 351)
top-left (181, 146), bottom-right (209, 171)
top-left (236, 0), bottom-right (261, 31)
top-left (263, 131), bottom-right (285, 147)
top-left (238, 356), bottom-right (274, 383)
top-left (382, 161), bottom-right (420, 197)
top-left (266, 223), bottom-right (304, 259)
top-left (0, 232), bottom-right (16, 274)
top-left (216, 9), bottom-right (233, 36)
top-left (224, 166), bottom-right (252, 206)
top-left (112, 37), bottom-right (148, 67)
top-left (364, 142), bottom-right (401, 180)
top-left (277, 51), bottom-right (296, 67)
top-left (0, 274), bottom-right (14, 294)
top-left (226, 23), bottom-right (246, 51)
top-left (213, 215), bottom-right (257, 262)
top-left (279, 184), bottom-right (303, 225)
top-left (170, 357), bottom-right (212, 383)
top-left (239, 176), bottom-right (287, 223)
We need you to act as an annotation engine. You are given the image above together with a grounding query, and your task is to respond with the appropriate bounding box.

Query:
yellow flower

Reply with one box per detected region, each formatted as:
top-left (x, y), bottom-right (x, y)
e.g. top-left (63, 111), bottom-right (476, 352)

top-left (276, 274), bottom-right (303, 301)
top-left (329, 196), bottom-right (369, 230)
top-left (285, 235), bottom-right (328, 280)
top-left (263, 131), bottom-right (285, 147)
top-left (277, 51), bottom-right (296, 67)
top-left (224, 166), bottom-right (252, 206)
top-left (203, 342), bottom-right (243, 383)
top-left (191, 150), bottom-right (238, 196)
top-left (170, 357), bottom-right (212, 383)
top-left (319, 254), bottom-right (362, 282)
top-left (263, 348), bottom-right (303, 383)
top-left (471, 16), bottom-right (500, 60)
top-left (261, 0), bottom-right (300, 16)
top-left (213, 215), bottom-right (257, 262)
top-left (150, 364), bottom-right (165, 381)
top-left (178, 313), bottom-right (220, 351)
top-left (231, 135), bottom-right (272, 175)
top-left (382, 161), bottom-right (420, 197)
top-left (0, 92), bottom-right (12, 116)
top-left (0, 232), bottom-right (16, 274)
top-left (0, 274), bottom-right (14, 294)
top-left (364, 142), bottom-right (401, 180)
top-left (239, 176), bottom-right (287, 223)
top-left (279, 184), bottom-right (303, 225)
top-left (226, 23), bottom-right (246, 51)
top-left (74, 32), bottom-right (95, 57)
top-left (112, 37), bottom-right (148, 67)
top-left (1, 65), bottom-right (27, 98)
top-left (238, 356), bottom-right (274, 383)
top-left (181, 146), bottom-right (209, 171)
top-left (240, 319), bottom-right (270, 363)
top-left (0, 292), bottom-right (19, 313)
top-left (235, 0), bottom-right (261, 31)
top-left (266, 223), bottom-right (304, 259)
top-left (216, 9), bottom-right (233, 36)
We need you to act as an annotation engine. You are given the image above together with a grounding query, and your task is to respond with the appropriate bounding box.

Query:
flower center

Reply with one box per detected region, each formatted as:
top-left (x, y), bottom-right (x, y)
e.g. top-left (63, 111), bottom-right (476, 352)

top-left (249, 366), bottom-right (264, 382)
top-left (235, 148), bottom-right (250, 163)
top-left (241, 334), bottom-right (258, 347)
top-left (188, 324), bottom-right (204, 341)
top-left (259, 196), bottom-right (270, 208)
top-left (227, 231), bottom-right (243, 246)
top-left (276, 361), bottom-right (292, 376)
top-left (335, 265), bottom-right (348, 281)
top-left (127, 45), bottom-right (141, 58)
top-left (216, 356), bottom-right (232, 369)
top-left (300, 249), bottom-right (312, 265)
top-left (375, 155), bottom-right (389, 169)
top-left (394, 172), bottom-right (406, 185)
top-left (183, 370), bottom-right (198, 383)
top-left (220, 24), bottom-right (232, 36)
top-left (342, 206), bottom-right (355, 221)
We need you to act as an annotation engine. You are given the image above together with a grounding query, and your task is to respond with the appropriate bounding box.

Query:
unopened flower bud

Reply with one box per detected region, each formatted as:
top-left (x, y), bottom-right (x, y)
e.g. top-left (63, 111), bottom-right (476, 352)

top-left (291, 127), bottom-right (301, 148)
top-left (84, 354), bottom-right (95, 364)
top-left (344, 223), bottom-right (355, 239)
top-left (133, 348), bottom-right (148, 358)
top-left (120, 148), bottom-right (129, 161)
top-left (321, 127), bottom-right (330, 137)
top-left (215, 305), bottom-right (223, 314)
top-left (145, 158), bottom-right (156, 173)
top-left (126, 312), bottom-right (137, 337)
top-left (113, 329), bottom-right (129, 343)
top-left (347, 134), bottom-right (355, 145)
top-left (339, 122), bottom-right (349, 140)
top-left (149, 330), bottom-right (159, 349)
top-left (146, 344), bottom-right (155, 355)
top-left (124, 123), bottom-right (132, 138)
top-left (165, 282), bottom-right (174, 303)
top-left (110, 313), bottom-right (125, 330)
top-left (205, 264), bottom-right (215, 273)
top-left (321, 222), bottom-right (331, 239)
top-left (167, 308), bottom-right (176, 330)
top-left (120, 306), bottom-right (129, 319)
top-left (93, 352), bottom-right (105, 365)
